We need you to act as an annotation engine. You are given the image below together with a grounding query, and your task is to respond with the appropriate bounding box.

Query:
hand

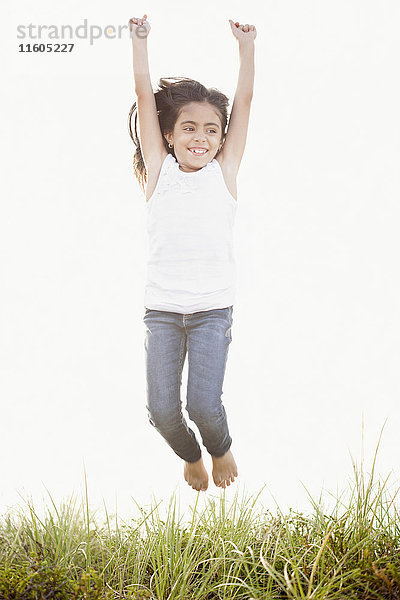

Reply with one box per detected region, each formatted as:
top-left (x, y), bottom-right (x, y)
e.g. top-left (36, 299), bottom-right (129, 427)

top-left (128, 14), bottom-right (151, 39)
top-left (229, 19), bottom-right (257, 42)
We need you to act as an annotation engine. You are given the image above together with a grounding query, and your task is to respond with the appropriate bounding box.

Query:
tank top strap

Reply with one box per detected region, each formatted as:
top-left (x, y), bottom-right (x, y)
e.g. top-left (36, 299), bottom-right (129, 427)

top-left (151, 153), bottom-right (183, 199)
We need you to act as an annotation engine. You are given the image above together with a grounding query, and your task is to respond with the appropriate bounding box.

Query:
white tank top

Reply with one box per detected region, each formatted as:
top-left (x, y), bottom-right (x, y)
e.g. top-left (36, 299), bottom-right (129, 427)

top-left (144, 152), bottom-right (237, 314)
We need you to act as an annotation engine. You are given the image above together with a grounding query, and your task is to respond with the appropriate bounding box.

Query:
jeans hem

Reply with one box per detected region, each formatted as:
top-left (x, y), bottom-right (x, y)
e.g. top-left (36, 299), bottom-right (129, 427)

top-left (207, 438), bottom-right (232, 459)
top-left (182, 450), bottom-right (203, 463)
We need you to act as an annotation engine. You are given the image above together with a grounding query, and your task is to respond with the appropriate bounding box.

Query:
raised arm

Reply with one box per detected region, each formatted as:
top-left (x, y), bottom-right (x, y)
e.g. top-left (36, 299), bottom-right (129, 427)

top-left (218, 20), bottom-right (257, 176)
top-left (129, 15), bottom-right (165, 167)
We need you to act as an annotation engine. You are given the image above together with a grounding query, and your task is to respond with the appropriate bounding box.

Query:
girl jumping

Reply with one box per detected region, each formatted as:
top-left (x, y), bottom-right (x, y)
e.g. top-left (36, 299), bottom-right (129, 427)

top-left (128, 14), bottom-right (256, 491)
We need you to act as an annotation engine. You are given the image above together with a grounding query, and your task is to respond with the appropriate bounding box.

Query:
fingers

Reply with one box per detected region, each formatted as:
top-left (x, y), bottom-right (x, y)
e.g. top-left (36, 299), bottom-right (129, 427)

top-left (229, 19), bottom-right (256, 33)
top-left (129, 15), bottom-right (148, 26)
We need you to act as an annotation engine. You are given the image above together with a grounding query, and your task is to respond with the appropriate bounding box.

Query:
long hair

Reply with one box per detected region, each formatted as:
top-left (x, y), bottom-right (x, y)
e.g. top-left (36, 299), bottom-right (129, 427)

top-left (128, 77), bottom-right (230, 194)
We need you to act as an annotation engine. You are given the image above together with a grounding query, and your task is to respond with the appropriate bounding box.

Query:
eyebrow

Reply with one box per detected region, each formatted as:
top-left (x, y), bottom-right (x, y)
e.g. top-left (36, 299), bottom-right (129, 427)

top-left (180, 120), bottom-right (220, 128)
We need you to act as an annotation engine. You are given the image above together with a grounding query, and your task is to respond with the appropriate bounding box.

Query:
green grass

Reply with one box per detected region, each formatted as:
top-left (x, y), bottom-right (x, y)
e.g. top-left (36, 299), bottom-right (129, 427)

top-left (1, 424), bottom-right (399, 599)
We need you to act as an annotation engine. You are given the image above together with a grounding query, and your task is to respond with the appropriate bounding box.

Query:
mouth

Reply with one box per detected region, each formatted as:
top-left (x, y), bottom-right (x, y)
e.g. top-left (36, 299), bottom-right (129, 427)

top-left (188, 148), bottom-right (208, 156)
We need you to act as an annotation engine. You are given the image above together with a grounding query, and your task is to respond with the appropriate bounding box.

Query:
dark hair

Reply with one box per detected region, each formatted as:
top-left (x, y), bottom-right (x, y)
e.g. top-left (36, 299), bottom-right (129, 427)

top-left (128, 77), bottom-right (230, 194)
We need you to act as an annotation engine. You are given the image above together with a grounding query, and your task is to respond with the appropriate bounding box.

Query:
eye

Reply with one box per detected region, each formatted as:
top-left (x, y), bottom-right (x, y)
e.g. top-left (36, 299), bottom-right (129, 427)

top-left (183, 127), bottom-right (217, 133)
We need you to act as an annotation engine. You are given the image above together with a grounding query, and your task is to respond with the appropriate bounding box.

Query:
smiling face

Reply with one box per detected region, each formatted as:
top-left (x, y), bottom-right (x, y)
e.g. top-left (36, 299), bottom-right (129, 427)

top-left (164, 102), bottom-right (224, 172)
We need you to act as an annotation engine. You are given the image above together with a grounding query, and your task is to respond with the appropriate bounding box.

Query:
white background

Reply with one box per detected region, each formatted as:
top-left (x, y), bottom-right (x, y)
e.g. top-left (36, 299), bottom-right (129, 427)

top-left (1, 0), bottom-right (399, 525)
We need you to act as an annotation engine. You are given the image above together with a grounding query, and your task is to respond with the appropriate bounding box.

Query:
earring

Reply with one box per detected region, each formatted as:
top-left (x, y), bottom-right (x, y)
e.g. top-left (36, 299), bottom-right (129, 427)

top-left (168, 143), bottom-right (173, 148)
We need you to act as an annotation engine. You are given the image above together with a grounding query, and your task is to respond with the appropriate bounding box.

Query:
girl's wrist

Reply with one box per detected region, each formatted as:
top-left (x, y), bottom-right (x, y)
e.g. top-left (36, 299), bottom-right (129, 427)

top-left (130, 30), bottom-right (149, 46)
top-left (238, 39), bottom-right (254, 50)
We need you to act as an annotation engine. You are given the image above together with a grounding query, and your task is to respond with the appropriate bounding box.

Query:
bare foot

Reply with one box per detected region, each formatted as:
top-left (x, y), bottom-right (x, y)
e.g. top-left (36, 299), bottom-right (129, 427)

top-left (184, 456), bottom-right (209, 491)
top-left (211, 449), bottom-right (238, 488)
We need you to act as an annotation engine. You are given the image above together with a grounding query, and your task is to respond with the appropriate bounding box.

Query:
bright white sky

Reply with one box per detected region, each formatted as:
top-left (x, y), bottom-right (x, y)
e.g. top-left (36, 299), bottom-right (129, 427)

top-left (1, 0), bottom-right (400, 525)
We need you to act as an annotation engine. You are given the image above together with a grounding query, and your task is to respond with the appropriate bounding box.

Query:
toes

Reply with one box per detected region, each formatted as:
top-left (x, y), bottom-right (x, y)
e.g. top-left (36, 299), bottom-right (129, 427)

top-left (189, 480), bottom-right (208, 491)
top-left (215, 475), bottom-right (236, 487)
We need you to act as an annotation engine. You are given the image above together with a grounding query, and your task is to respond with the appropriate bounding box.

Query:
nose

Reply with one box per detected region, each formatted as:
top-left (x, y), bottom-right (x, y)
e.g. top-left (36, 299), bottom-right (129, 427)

top-left (194, 130), bottom-right (206, 142)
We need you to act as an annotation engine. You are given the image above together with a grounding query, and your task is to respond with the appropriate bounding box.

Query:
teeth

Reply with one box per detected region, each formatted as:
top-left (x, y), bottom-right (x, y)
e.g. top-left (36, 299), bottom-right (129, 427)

top-left (190, 148), bottom-right (207, 154)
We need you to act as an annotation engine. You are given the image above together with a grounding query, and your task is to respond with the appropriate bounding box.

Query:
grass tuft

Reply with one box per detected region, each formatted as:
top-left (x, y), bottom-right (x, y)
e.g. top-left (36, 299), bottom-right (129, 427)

top-left (1, 422), bottom-right (399, 599)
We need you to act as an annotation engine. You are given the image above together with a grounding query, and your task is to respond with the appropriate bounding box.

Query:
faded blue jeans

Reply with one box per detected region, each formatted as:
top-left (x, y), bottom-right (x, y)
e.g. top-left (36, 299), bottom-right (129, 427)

top-left (143, 306), bottom-right (233, 463)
